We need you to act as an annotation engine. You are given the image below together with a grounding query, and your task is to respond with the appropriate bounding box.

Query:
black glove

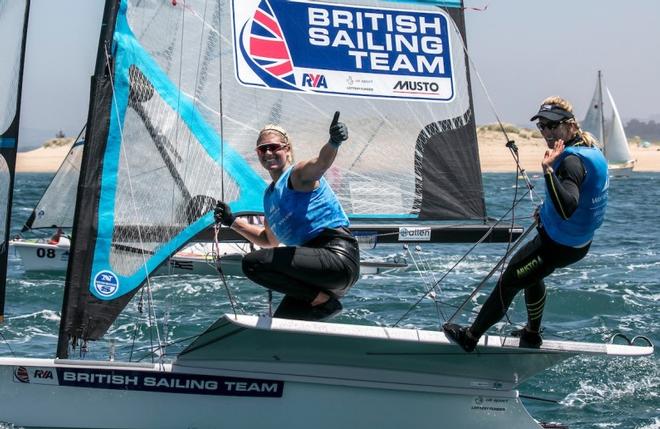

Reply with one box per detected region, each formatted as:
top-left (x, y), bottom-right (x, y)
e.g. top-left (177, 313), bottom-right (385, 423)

top-left (214, 201), bottom-right (236, 226)
top-left (329, 111), bottom-right (348, 147)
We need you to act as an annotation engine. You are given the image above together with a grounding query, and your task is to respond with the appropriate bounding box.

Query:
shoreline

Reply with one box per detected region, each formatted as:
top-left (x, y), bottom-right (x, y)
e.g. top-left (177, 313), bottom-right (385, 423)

top-left (14, 133), bottom-right (660, 174)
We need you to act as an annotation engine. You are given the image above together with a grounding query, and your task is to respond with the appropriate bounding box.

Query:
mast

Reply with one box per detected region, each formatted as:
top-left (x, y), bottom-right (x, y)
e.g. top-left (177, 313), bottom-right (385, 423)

top-left (0, 0), bottom-right (30, 321)
top-left (598, 70), bottom-right (607, 157)
top-left (56, 0), bottom-right (120, 359)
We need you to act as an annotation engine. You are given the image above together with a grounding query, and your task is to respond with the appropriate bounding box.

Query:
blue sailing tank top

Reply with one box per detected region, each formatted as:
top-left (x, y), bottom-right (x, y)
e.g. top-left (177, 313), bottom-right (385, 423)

top-left (263, 166), bottom-right (349, 246)
top-left (540, 146), bottom-right (609, 247)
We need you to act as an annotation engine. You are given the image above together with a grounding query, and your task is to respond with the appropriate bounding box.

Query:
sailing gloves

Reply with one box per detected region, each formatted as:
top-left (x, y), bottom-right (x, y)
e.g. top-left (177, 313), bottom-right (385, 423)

top-left (329, 111), bottom-right (348, 148)
top-left (214, 201), bottom-right (236, 227)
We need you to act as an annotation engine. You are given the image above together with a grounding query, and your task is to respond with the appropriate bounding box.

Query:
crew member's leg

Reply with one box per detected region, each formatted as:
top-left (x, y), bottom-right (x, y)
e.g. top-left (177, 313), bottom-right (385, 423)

top-left (469, 233), bottom-right (552, 338)
top-left (242, 241), bottom-right (359, 320)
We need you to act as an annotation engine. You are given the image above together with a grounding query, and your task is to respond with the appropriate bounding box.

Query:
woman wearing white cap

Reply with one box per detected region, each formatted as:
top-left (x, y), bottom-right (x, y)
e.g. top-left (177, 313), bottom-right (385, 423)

top-left (444, 96), bottom-right (609, 352)
top-left (214, 112), bottom-right (359, 321)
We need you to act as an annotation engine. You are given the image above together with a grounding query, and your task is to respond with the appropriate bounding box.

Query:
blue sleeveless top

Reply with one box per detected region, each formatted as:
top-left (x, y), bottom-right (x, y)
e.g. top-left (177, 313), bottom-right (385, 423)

top-left (263, 166), bottom-right (349, 246)
top-left (540, 146), bottom-right (609, 247)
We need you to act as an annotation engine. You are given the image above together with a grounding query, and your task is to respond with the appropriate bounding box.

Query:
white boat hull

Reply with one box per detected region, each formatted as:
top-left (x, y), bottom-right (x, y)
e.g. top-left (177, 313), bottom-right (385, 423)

top-left (608, 160), bottom-right (635, 177)
top-left (10, 240), bottom-right (406, 276)
top-left (0, 315), bottom-right (652, 429)
top-left (0, 357), bottom-right (539, 429)
top-left (9, 240), bottom-right (70, 272)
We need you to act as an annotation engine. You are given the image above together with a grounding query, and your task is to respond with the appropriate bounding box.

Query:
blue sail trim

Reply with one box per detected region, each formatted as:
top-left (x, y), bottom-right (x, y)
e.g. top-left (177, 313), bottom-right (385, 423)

top-left (0, 138), bottom-right (16, 149)
top-left (90, 0), bottom-right (265, 300)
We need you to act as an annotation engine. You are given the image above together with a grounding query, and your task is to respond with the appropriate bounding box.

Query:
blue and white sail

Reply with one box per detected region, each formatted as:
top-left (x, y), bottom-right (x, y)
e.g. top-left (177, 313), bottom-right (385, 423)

top-left (0, 0), bottom-right (30, 318)
top-left (59, 0), bottom-right (486, 350)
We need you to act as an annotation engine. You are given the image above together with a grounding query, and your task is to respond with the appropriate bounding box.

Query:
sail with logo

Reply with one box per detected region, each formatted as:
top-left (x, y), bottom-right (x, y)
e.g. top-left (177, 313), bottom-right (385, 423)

top-left (0, 2), bottom-right (653, 428)
top-left (0, 0), bottom-right (30, 319)
top-left (57, 0), bottom-right (496, 348)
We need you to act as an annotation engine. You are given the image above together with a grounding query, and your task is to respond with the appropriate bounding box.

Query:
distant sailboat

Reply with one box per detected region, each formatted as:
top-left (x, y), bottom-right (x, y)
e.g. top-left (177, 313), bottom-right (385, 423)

top-left (582, 70), bottom-right (636, 175)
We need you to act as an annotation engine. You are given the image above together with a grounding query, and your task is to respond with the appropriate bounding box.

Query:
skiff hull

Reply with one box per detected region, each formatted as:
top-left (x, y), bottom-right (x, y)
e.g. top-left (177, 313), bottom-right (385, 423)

top-left (0, 315), bottom-right (652, 428)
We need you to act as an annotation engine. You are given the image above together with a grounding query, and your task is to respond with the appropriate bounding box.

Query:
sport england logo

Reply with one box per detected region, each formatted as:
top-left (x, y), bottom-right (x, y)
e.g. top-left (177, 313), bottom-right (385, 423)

top-left (232, 0), bottom-right (455, 101)
top-left (14, 366), bottom-right (30, 383)
top-left (93, 270), bottom-right (119, 298)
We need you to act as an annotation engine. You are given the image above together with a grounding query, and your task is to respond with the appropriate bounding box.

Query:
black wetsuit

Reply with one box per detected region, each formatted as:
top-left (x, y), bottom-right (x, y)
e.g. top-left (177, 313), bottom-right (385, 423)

top-left (470, 137), bottom-right (591, 337)
top-left (242, 227), bottom-right (360, 303)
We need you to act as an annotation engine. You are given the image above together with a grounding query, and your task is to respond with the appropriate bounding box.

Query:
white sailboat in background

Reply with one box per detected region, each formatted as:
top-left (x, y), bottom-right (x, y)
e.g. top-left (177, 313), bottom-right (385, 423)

top-left (582, 70), bottom-right (636, 175)
top-left (0, 1), bottom-right (652, 428)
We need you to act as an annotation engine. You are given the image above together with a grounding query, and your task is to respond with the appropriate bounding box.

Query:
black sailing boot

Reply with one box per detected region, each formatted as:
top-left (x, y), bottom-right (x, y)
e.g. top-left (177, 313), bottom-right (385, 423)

top-left (274, 295), bottom-right (343, 322)
top-left (443, 323), bottom-right (478, 353)
top-left (511, 326), bottom-right (543, 348)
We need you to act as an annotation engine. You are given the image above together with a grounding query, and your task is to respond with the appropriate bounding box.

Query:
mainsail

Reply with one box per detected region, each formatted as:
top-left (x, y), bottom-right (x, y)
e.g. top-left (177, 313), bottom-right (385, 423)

top-left (582, 70), bottom-right (635, 170)
top-left (58, 0), bottom-right (486, 355)
top-left (0, 0), bottom-right (30, 319)
top-left (22, 139), bottom-right (84, 231)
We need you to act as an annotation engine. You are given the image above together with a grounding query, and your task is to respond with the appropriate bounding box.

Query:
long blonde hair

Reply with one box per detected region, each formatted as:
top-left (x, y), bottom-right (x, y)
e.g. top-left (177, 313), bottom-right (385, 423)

top-left (540, 96), bottom-right (600, 148)
top-left (257, 124), bottom-right (294, 163)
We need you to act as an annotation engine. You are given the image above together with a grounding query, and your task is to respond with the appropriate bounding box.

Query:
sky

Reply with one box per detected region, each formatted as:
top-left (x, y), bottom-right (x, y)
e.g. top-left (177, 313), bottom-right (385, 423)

top-left (16, 0), bottom-right (660, 150)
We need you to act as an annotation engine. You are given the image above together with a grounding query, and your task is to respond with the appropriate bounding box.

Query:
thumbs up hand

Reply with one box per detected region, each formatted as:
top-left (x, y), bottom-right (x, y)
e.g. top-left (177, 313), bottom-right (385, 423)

top-left (329, 111), bottom-right (348, 147)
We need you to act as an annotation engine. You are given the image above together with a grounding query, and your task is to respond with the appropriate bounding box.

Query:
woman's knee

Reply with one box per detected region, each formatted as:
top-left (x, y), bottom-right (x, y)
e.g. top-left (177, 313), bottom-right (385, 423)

top-left (242, 249), bottom-right (272, 281)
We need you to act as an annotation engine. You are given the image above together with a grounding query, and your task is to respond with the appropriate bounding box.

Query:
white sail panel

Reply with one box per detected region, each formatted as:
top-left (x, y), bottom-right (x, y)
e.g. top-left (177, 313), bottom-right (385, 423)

top-left (0, 0), bottom-right (26, 134)
top-left (604, 88), bottom-right (633, 164)
top-left (26, 141), bottom-right (84, 230)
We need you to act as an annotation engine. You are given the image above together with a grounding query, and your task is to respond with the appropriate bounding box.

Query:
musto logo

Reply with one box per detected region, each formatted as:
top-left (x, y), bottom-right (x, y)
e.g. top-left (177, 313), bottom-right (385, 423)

top-left (93, 270), bottom-right (119, 297)
top-left (232, 0), bottom-right (455, 101)
top-left (393, 80), bottom-right (440, 94)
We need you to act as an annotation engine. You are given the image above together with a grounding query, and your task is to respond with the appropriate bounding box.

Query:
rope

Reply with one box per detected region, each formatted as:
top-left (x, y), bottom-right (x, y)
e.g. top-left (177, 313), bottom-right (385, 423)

top-left (213, 225), bottom-right (239, 318)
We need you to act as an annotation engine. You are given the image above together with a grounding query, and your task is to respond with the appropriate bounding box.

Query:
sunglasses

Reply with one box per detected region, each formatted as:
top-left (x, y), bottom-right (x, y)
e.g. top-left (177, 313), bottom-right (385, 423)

top-left (536, 121), bottom-right (564, 131)
top-left (256, 143), bottom-right (289, 155)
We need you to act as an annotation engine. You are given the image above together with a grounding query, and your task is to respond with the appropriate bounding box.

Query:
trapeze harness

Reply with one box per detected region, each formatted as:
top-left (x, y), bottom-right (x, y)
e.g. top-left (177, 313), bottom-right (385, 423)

top-left (241, 166), bottom-right (360, 304)
top-left (470, 138), bottom-right (609, 336)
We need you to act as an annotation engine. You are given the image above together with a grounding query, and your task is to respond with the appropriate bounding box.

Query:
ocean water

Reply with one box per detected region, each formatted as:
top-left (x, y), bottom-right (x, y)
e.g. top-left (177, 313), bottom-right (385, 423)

top-left (2, 172), bottom-right (658, 429)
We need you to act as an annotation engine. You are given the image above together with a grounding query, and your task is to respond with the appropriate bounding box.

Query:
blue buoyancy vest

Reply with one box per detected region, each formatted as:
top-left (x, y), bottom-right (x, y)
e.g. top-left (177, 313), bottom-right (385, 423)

top-left (540, 146), bottom-right (609, 247)
top-left (263, 166), bottom-right (349, 246)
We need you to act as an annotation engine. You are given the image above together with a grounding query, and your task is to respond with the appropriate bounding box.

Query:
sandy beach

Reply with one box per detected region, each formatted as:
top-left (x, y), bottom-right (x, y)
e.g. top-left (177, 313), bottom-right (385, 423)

top-left (476, 128), bottom-right (660, 173)
top-left (15, 132), bottom-right (659, 174)
top-left (15, 138), bottom-right (75, 173)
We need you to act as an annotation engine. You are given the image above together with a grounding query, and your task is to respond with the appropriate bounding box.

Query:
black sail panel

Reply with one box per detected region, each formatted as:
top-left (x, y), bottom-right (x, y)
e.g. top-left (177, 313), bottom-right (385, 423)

top-left (0, 0), bottom-right (30, 319)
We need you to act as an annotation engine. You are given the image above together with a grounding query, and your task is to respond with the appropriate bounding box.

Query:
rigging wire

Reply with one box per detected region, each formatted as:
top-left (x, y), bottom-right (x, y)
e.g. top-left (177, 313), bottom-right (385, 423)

top-left (393, 190), bottom-right (533, 327)
top-left (213, 225), bottom-right (240, 318)
top-left (0, 330), bottom-right (15, 357)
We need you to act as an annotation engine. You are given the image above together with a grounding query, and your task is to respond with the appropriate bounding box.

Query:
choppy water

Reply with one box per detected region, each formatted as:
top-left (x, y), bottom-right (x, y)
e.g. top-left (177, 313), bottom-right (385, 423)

top-left (2, 172), bottom-right (659, 428)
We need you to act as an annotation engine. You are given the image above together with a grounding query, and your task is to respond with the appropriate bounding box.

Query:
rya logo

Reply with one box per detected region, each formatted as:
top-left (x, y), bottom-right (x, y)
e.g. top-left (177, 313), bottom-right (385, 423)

top-left (301, 73), bottom-right (327, 88)
top-left (34, 369), bottom-right (54, 380)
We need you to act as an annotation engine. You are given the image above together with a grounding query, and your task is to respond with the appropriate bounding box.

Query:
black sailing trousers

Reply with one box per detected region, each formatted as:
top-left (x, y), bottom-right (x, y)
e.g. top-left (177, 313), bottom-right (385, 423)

top-left (471, 226), bottom-right (591, 337)
top-left (241, 227), bottom-right (360, 303)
